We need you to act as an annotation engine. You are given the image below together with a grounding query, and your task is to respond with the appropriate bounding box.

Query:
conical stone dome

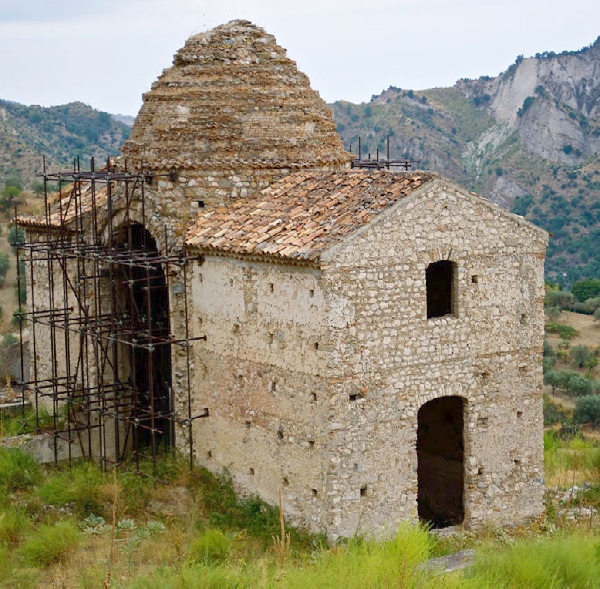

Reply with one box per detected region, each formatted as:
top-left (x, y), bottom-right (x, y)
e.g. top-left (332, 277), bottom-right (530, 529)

top-left (122, 20), bottom-right (351, 174)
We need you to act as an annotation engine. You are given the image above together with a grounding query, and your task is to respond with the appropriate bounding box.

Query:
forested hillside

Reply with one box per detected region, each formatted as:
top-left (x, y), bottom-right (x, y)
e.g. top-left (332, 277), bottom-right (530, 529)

top-left (0, 100), bottom-right (131, 191)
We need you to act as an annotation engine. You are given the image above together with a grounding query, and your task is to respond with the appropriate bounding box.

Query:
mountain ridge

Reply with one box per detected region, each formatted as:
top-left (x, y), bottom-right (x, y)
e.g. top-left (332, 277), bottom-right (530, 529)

top-left (329, 36), bottom-right (600, 283)
top-left (0, 100), bottom-right (131, 189)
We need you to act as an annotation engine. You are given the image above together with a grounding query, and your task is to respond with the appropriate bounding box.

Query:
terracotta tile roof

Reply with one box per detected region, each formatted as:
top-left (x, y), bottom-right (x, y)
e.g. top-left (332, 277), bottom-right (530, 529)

top-left (186, 170), bottom-right (434, 262)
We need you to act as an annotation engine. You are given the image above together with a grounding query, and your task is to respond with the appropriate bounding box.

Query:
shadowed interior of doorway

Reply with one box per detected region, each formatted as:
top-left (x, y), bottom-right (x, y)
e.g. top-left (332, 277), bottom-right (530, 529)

top-left (417, 395), bottom-right (465, 528)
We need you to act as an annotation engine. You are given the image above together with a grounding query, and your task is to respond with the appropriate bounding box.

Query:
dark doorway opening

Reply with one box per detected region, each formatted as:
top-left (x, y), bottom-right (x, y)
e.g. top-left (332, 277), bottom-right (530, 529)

top-left (426, 260), bottom-right (455, 318)
top-left (417, 396), bottom-right (465, 528)
top-left (115, 223), bottom-right (172, 453)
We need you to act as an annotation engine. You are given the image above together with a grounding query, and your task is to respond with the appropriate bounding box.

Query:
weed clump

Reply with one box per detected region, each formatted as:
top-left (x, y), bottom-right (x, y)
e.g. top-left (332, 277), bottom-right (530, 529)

top-left (35, 460), bottom-right (107, 517)
top-left (18, 520), bottom-right (79, 566)
top-left (0, 447), bottom-right (41, 492)
top-left (466, 532), bottom-right (600, 587)
top-left (188, 528), bottom-right (232, 564)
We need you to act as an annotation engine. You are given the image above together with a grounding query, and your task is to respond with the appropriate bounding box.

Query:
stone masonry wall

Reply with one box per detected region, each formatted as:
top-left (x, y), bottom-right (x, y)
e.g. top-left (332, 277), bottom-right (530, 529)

top-left (317, 178), bottom-right (547, 539)
top-left (182, 256), bottom-right (331, 528)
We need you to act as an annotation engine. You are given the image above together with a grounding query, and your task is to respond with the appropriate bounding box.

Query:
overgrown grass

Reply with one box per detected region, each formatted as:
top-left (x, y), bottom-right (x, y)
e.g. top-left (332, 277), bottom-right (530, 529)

top-left (0, 446), bottom-right (41, 492)
top-left (18, 520), bottom-right (79, 566)
top-left (463, 532), bottom-right (600, 588)
top-left (191, 467), bottom-right (319, 551)
top-left (284, 523), bottom-right (432, 588)
top-left (544, 430), bottom-right (600, 486)
top-left (0, 505), bottom-right (31, 545)
top-left (128, 523), bottom-right (436, 588)
top-left (0, 444), bottom-right (598, 587)
top-left (35, 460), bottom-right (107, 517)
top-left (0, 406), bottom-right (61, 437)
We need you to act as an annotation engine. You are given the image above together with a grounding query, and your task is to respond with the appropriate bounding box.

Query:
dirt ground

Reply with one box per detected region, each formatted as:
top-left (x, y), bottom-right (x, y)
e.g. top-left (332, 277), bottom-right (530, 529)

top-left (547, 310), bottom-right (600, 349)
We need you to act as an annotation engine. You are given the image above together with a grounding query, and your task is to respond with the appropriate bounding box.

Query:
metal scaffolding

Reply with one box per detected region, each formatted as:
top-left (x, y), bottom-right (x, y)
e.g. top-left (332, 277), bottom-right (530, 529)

top-left (349, 135), bottom-right (419, 170)
top-left (14, 158), bottom-right (207, 475)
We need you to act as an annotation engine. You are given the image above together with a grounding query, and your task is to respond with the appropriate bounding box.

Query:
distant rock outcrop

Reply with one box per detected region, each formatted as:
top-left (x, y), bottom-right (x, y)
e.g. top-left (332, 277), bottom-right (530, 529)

top-left (330, 37), bottom-right (600, 282)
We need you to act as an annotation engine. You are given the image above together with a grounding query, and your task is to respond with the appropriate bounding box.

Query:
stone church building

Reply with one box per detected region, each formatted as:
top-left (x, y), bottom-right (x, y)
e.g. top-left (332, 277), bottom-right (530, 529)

top-left (20, 20), bottom-right (547, 539)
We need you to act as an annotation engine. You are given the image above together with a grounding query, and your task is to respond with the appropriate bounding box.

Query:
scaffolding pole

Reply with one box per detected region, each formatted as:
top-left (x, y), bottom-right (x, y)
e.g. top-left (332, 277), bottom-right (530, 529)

top-left (15, 159), bottom-right (207, 476)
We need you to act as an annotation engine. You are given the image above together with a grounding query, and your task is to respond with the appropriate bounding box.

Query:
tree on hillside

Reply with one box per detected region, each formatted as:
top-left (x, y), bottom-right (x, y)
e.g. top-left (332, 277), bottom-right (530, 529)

top-left (544, 370), bottom-right (564, 393)
top-left (572, 277), bottom-right (600, 302)
top-left (567, 373), bottom-right (594, 396)
top-left (571, 345), bottom-right (596, 370)
top-left (7, 224), bottom-right (25, 249)
top-left (545, 289), bottom-right (574, 310)
top-left (574, 395), bottom-right (600, 429)
top-left (0, 178), bottom-right (23, 213)
top-left (0, 252), bottom-right (9, 287)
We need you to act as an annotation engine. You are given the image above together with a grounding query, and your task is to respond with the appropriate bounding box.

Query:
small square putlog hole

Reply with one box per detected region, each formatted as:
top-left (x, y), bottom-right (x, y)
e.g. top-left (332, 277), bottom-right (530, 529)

top-left (360, 485), bottom-right (367, 497)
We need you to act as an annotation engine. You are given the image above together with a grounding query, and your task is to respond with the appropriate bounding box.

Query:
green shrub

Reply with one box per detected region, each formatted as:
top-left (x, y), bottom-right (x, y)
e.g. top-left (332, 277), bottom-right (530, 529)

top-left (18, 520), bottom-right (79, 566)
top-left (0, 543), bottom-right (14, 583)
top-left (542, 356), bottom-right (556, 373)
top-left (544, 305), bottom-right (561, 319)
top-left (572, 277), bottom-right (600, 302)
top-left (571, 344), bottom-right (594, 369)
top-left (574, 395), bottom-right (600, 428)
top-left (188, 528), bottom-right (231, 564)
top-left (543, 339), bottom-right (555, 357)
top-left (2, 333), bottom-right (17, 346)
top-left (36, 461), bottom-right (106, 517)
top-left (0, 507), bottom-right (30, 545)
top-left (0, 447), bottom-right (41, 492)
top-left (543, 394), bottom-right (569, 426)
top-left (284, 523), bottom-right (432, 588)
top-left (573, 296), bottom-right (600, 314)
top-left (7, 224), bottom-right (25, 249)
top-left (544, 289), bottom-right (574, 310)
top-left (545, 322), bottom-right (579, 339)
top-left (0, 253), bottom-right (9, 287)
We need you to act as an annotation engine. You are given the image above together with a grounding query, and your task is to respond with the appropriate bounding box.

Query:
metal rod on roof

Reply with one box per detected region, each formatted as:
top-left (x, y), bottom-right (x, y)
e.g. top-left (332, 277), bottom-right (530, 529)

top-left (387, 135), bottom-right (390, 169)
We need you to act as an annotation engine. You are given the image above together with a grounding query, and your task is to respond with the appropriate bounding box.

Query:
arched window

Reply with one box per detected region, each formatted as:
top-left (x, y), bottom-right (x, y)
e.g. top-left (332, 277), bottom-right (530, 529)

top-left (426, 260), bottom-right (456, 318)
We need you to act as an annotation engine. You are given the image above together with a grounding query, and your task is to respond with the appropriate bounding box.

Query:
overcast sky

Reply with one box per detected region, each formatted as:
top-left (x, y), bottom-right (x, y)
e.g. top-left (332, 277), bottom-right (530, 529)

top-left (1, 0), bottom-right (598, 116)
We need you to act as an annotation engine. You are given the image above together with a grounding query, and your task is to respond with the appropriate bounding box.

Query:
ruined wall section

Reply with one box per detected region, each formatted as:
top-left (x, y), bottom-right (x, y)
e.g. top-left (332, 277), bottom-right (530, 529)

top-left (180, 255), bottom-right (329, 528)
top-left (121, 20), bottom-right (351, 222)
top-left (318, 178), bottom-right (548, 539)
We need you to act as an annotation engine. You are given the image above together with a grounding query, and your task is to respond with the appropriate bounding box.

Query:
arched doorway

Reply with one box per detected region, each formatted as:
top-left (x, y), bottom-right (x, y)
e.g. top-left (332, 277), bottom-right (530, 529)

top-left (417, 396), bottom-right (465, 527)
top-left (114, 223), bottom-right (172, 454)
